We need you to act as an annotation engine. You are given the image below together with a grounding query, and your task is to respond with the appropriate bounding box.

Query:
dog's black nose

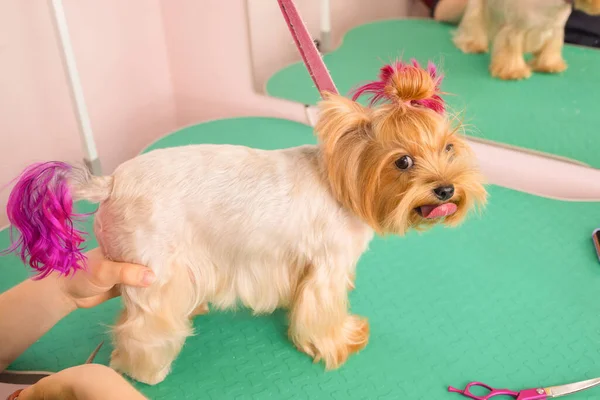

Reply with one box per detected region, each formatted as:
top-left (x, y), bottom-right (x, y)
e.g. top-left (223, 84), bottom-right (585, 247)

top-left (433, 185), bottom-right (454, 201)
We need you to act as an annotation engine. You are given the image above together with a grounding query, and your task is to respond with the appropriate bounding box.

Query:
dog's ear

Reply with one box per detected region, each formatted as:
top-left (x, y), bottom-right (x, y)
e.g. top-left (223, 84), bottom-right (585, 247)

top-left (315, 92), bottom-right (371, 154)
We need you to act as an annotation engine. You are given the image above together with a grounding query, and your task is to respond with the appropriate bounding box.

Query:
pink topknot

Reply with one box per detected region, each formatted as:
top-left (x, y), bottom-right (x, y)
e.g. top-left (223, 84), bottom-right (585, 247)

top-left (350, 59), bottom-right (445, 114)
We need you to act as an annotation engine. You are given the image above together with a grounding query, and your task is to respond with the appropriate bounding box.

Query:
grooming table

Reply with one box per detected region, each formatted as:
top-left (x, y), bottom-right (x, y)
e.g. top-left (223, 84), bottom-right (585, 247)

top-left (2, 117), bottom-right (600, 399)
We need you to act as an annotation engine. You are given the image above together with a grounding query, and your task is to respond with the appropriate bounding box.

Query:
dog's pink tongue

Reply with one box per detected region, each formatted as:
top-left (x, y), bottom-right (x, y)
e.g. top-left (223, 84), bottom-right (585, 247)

top-left (420, 203), bottom-right (457, 219)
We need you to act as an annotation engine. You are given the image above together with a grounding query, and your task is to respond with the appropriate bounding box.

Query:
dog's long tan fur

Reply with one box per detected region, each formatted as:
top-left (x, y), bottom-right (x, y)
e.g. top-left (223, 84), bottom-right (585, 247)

top-left (71, 63), bottom-right (486, 385)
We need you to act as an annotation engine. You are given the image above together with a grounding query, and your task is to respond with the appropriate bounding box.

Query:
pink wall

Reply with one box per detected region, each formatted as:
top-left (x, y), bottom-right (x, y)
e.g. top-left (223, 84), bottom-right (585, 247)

top-left (0, 0), bottom-right (83, 228)
top-left (63, 0), bottom-right (177, 173)
top-left (0, 0), bottom-right (416, 227)
top-left (159, 0), bottom-right (305, 128)
top-left (0, 0), bottom-right (180, 228)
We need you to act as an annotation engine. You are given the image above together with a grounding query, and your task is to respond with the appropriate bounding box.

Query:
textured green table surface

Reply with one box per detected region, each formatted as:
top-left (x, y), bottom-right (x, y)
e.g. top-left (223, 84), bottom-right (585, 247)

top-left (267, 19), bottom-right (600, 168)
top-left (2, 117), bottom-right (600, 399)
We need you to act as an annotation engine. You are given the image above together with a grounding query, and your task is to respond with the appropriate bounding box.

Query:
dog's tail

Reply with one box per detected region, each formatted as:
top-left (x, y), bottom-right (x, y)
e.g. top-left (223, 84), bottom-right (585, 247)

top-left (2, 161), bottom-right (113, 279)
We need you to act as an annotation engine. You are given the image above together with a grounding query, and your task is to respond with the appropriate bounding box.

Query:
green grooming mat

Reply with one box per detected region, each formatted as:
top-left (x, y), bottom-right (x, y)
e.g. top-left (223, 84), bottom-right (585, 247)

top-left (3, 117), bottom-right (600, 399)
top-left (267, 19), bottom-right (600, 168)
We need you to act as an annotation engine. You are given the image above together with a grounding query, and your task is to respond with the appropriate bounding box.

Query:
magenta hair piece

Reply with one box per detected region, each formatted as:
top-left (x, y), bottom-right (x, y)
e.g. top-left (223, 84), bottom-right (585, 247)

top-left (350, 59), bottom-right (445, 114)
top-left (1, 161), bottom-right (88, 279)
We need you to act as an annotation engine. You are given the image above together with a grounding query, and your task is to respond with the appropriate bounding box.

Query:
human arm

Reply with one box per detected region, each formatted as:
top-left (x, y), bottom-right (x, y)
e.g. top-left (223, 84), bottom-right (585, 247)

top-left (0, 248), bottom-right (156, 371)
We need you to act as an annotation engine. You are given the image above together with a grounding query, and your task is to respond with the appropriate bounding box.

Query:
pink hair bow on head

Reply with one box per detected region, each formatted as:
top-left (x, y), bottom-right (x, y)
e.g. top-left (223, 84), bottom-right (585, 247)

top-left (350, 59), bottom-right (446, 115)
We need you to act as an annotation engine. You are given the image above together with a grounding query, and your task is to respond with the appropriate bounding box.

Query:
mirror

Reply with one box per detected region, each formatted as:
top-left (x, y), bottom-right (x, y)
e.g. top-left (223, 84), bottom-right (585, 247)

top-left (246, 0), bottom-right (600, 171)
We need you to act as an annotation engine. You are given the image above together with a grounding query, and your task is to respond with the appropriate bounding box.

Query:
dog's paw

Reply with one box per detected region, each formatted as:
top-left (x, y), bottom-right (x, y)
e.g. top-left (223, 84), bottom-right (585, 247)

top-left (110, 350), bottom-right (170, 385)
top-left (530, 57), bottom-right (567, 74)
top-left (190, 303), bottom-right (210, 318)
top-left (453, 35), bottom-right (488, 54)
top-left (295, 315), bottom-right (369, 370)
top-left (490, 61), bottom-right (532, 80)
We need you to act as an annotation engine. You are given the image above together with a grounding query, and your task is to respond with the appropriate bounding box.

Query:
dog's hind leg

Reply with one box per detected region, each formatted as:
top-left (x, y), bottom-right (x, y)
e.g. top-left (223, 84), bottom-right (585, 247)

top-left (490, 26), bottom-right (531, 80)
top-left (453, 0), bottom-right (489, 53)
top-left (288, 263), bottom-right (369, 370)
top-left (110, 260), bottom-right (199, 385)
top-left (530, 29), bottom-right (567, 74)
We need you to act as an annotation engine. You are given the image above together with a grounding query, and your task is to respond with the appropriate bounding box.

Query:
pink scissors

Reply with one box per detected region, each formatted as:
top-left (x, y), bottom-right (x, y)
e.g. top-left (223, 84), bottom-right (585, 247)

top-left (448, 377), bottom-right (600, 399)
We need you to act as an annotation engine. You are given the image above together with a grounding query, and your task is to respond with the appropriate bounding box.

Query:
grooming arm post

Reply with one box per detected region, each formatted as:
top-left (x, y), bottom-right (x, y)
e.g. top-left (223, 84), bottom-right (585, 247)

top-left (320, 0), bottom-right (331, 52)
top-left (48, 0), bottom-right (101, 175)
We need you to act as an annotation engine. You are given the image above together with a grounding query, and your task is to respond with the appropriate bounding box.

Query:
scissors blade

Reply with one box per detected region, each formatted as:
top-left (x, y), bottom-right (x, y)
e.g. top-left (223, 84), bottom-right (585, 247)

top-left (544, 377), bottom-right (600, 397)
top-left (85, 341), bottom-right (104, 364)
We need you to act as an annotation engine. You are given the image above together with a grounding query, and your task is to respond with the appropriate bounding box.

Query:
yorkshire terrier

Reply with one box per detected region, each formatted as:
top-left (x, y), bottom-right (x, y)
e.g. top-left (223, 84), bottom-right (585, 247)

top-left (3, 60), bottom-right (486, 384)
top-left (453, 0), bottom-right (600, 80)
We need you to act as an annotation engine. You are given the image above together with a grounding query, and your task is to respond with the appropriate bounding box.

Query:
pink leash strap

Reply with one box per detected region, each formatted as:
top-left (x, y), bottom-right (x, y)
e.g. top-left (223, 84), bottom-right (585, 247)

top-left (277, 0), bottom-right (339, 98)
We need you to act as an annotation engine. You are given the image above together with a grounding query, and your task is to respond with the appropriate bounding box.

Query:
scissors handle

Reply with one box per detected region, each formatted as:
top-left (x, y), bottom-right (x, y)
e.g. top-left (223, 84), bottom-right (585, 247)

top-left (448, 383), bottom-right (549, 400)
top-left (448, 382), bottom-right (548, 400)
top-left (448, 382), bottom-right (520, 399)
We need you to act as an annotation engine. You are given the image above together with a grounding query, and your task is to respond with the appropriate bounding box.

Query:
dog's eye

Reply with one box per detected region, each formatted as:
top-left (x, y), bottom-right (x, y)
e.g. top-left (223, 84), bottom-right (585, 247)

top-left (445, 143), bottom-right (454, 152)
top-left (395, 155), bottom-right (414, 170)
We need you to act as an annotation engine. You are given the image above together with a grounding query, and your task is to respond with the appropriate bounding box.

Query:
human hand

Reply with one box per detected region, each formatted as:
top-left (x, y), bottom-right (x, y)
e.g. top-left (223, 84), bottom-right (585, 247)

top-left (58, 248), bottom-right (156, 309)
top-left (8, 366), bottom-right (79, 400)
top-left (12, 364), bottom-right (147, 400)
top-left (0, 248), bottom-right (156, 373)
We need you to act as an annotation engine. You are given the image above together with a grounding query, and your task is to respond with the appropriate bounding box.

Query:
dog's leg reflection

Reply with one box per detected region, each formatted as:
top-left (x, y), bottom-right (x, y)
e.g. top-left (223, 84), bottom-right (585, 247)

top-left (453, 0), bottom-right (488, 53)
top-left (530, 29), bottom-right (567, 74)
top-left (289, 265), bottom-right (368, 369)
top-left (490, 26), bottom-right (531, 80)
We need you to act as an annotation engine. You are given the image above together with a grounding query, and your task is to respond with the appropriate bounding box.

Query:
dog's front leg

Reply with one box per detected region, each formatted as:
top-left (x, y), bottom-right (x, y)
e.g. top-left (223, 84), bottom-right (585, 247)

top-left (288, 265), bottom-right (369, 369)
top-left (490, 26), bottom-right (532, 80)
top-left (530, 29), bottom-right (567, 74)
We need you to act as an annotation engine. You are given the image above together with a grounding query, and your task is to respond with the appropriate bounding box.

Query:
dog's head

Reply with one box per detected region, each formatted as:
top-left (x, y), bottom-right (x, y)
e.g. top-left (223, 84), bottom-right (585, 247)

top-left (315, 60), bottom-right (487, 235)
top-left (574, 0), bottom-right (600, 15)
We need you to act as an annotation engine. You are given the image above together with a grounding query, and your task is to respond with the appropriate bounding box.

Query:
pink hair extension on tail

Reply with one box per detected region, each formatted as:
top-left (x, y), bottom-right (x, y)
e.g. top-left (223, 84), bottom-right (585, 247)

top-left (1, 162), bottom-right (89, 279)
top-left (350, 59), bottom-right (446, 114)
